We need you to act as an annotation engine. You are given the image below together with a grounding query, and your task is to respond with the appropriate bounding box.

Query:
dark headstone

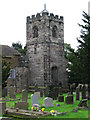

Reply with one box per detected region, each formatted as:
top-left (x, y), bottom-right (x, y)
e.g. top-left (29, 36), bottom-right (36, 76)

top-left (58, 96), bottom-right (64, 102)
top-left (34, 84), bottom-right (39, 92)
top-left (81, 85), bottom-right (86, 99)
top-left (52, 87), bottom-right (59, 100)
top-left (76, 87), bottom-right (80, 101)
top-left (70, 85), bottom-right (73, 95)
top-left (59, 87), bottom-right (63, 95)
top-left (2, 88), bottom-right (7, 97)
top-left (65, 95), bottom-right (73, 104)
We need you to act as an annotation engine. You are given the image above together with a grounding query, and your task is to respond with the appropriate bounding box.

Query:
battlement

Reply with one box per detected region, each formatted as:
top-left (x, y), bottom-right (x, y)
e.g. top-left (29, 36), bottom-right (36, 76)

top-left (27, 12), bottom-right (63, 23)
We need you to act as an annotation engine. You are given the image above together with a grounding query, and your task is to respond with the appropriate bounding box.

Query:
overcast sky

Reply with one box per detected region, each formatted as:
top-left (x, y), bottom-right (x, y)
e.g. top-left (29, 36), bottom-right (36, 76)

top-left (0, 0), bottom-right (89, 49)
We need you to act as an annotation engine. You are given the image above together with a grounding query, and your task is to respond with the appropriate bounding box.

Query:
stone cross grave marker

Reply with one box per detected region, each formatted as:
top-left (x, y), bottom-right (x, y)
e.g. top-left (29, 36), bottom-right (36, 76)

top-left (43, 97), bottom-right (53, 107)
top-left (22, 89), bottom-right (28, 102)
top-left (31, 94), bottom-right (38, 106)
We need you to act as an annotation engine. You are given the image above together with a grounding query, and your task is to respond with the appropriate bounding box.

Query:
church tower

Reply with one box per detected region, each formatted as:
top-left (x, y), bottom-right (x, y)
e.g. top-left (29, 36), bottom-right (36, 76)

top-left (26, 5), bottom-right (68, 88)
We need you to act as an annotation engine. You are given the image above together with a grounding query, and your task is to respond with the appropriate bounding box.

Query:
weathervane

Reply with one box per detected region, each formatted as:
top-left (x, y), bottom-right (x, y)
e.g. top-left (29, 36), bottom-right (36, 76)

top-left (41, 3), bottom-right (49, 14)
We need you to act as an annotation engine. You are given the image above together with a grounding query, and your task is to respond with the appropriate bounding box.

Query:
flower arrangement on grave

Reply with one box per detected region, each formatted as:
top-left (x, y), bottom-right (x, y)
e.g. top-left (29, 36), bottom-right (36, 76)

top-left (39, 108), bottom-right (45, 112)
top-left (31, 104), bottom-right (39, 112)
top-left (50, 110), bottom-right (57, 116)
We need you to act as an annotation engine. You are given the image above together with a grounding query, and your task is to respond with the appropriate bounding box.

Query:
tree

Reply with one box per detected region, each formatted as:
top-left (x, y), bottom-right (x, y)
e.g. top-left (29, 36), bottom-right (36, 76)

top-left (65, 11), bottom-right (90, 84)
top-left (76, 11), bottom-right (90, 84)
top-left (12, 41), bottom-right (26, 55)
top-left (2, 60), bottom-right (10, 89)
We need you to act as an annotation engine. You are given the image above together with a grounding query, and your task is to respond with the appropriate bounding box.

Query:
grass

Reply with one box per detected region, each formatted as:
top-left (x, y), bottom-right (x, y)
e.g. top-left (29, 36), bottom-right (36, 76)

top-left (4, 92), bottom-right (90, 119)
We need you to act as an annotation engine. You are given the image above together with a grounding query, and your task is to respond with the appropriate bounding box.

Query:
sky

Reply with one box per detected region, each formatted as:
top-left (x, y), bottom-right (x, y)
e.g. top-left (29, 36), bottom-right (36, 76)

top-left (0, 0), bottom-right (89, 49)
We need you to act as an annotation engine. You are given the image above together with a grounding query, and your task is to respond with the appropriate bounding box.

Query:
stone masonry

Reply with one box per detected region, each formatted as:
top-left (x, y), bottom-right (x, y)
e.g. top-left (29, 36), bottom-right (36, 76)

top-left (26, 7), bottom-right (68, 88)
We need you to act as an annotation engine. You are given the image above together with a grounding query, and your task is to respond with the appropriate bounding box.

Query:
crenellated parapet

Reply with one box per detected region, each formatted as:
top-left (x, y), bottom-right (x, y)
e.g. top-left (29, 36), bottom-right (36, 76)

top-left (26, 12), bottom-right (64, 23)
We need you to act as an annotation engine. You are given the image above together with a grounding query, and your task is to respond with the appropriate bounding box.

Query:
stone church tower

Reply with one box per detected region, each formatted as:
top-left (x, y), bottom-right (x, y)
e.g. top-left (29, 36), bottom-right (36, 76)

top-left (26, 5), bottom-right (68, 88)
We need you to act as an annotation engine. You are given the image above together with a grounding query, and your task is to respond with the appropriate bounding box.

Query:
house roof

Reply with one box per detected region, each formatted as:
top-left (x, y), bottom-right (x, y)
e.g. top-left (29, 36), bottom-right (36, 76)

top-left (1, 45), bottom-right (20, 56)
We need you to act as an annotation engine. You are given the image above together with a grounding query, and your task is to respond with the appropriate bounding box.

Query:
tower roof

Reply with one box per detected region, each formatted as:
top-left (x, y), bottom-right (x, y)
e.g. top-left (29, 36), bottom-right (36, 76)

top-left (41, 4), bottom-right (49, 14)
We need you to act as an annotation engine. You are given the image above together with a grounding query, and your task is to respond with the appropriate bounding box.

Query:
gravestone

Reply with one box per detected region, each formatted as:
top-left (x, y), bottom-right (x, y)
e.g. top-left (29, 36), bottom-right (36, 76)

top-left (34, 84), bottom-right (39, 92)
top-left (40, 89), bottom-right (43, 97)
top-left (58, 95), bottom-right (64, 102)
top-left (0, 102), bottom-right (6, 115)
top-left (59, 87), bottom-right (63, 95)
top-left (2, 88), bottom-right (7, 97)
top-left (43, 97), bottom-right (53, 107)
top-left (81, 85), bottom-right (86, 99)
top-left (44, 86), bottom-right (49, 97)
top-left (53, 87), bottom-right (59, 100)
top-left (76, 87), bottom-right (80, 100)
top-left (70, 84), bottom-right (73, 95)
top-left (22, 89), bottom-right (28, 102)
top-left (31, 94), bottom-right (38, 106)
top-left (65, 95), bottom-right (73, 104)
top-left (9, 86), bottom-right (16, 99)
top-left (34, 92), bottom-right (40, 98)
top-left (15, 101), bottom-right (28, 110)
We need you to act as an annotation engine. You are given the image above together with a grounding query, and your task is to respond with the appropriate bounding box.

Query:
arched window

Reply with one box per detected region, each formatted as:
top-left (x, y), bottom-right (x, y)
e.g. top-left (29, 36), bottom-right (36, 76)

top-left (33, 26), bottom-right (38, 38)
top-left (52, 25), bottom-right (57, 38)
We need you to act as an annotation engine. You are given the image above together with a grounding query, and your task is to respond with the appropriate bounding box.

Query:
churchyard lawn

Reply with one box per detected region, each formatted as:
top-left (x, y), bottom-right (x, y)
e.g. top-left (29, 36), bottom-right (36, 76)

top-left (3, 92), bottom-right (89, 119)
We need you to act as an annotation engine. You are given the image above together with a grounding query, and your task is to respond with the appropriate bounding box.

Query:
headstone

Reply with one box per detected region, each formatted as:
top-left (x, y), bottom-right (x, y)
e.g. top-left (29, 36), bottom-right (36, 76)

top-left (22, 89), bottom-right (28, 102)
top-left (2, 88), bottom-right (7, 97)
top-left (0, 102), bottom-right (6, 115)
top-left (44, 86), bottom-right (49, 97)
top-left (76, 87), bottom-right (80, 100)
top-left (43, 97), bottom-right (53, 107)
top-left (65, 95), bottom-right (73, 104)
top-left (53, 87), bottom-right (59, 100)
top-left (70, 85), bottom-right (73, 95)
top-left (40, 89), bottom-right (43, 97)
top-left (31, 94), bottom-right (38, 106)
top-left (15, 101), bottom-right (28, 110)
top-left (34, 92), bottom-right (40, 98)
top-left (78, 99), bottom-right (88, 108)
top-left (81, 85), bottom-right (86, 99)
top-left (58, 96), bottom-right (64, 102)
top-left (9, 86), bottom-right (16, 99)
top-left (59, 87), bottom-right (63, 95)
top-left (34, 84), bottom-right (39, 92)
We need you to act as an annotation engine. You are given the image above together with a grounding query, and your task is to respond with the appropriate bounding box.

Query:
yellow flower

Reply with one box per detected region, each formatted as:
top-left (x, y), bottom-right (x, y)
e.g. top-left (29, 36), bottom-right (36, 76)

top-left (35, 107), bottom-right (37, 110)
top-left (41, 108), bottom-right (45, 112)
top-left (50, 110), bottom-right (54, 113)
top-left (31, 107), bottom-right (33, 110)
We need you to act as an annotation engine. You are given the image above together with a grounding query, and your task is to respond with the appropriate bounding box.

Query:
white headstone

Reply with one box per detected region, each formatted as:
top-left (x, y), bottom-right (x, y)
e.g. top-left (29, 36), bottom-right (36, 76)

top-left (34, 92), bottom-right (40, 98)
top-left (43, 97), bottom-right (53, 107)
top-left (31, 94), bottom-right (38, 106)
top-left (88, 1), bottom-right (90, 16)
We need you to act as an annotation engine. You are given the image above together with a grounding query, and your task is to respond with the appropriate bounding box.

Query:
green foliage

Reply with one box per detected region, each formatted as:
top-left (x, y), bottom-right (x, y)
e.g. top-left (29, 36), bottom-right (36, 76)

top-left (2, 60), bottom-right (10, 89)
top-left (12, 41), bottom-right (26, 55)
top-left (64, 11), bottom-right (90, 84)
